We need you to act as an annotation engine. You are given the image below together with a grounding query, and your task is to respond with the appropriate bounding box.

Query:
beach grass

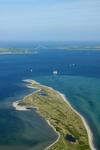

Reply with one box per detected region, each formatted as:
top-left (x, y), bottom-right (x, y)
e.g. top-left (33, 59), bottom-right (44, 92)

top-left (18, 80), bottom-right (91, 150)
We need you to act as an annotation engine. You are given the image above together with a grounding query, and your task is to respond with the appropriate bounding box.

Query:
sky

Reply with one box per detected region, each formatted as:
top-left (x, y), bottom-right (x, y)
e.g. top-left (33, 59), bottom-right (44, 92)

top-left (0, 0), bottom-right (100, 41)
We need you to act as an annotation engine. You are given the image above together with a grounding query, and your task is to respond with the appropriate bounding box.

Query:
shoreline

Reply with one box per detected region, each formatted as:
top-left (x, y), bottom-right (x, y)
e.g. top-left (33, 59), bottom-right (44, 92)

top-left (44, 120), bottom-right (60, 150)
top-left (12, 80), bottom-right (61, 149)
top-left (13, 100), bottom-right (60, 150)
top-left (58, 93), bottom-right (96, 150)
top-left (13, 79), bottom-right (96, 150)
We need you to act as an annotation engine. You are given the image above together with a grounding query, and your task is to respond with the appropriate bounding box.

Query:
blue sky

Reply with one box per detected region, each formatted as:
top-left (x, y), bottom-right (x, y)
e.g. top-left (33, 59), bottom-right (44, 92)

top-left (0, 0), bottom-right (100, 41)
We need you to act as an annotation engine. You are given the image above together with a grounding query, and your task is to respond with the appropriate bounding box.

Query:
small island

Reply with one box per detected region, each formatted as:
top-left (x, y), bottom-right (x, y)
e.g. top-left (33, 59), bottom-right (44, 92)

top-left (13, 80), bottom-right (92, 150)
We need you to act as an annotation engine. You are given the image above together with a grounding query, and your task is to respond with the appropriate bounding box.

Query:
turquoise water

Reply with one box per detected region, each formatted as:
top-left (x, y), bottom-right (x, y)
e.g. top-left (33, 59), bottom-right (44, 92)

top-left (0, 44), bottom-right (100, 149)
top-left (33, 75), bottom-right (100, 149)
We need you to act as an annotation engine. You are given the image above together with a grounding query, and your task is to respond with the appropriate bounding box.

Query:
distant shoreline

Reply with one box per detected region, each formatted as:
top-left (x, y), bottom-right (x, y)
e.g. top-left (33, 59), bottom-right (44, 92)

top-left (12, 79), bottom-right (96, 150)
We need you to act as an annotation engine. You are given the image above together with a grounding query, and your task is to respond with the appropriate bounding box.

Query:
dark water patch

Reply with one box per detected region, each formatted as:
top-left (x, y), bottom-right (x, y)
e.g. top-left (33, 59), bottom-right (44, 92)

top-left (65, 134), bottom-right (76, 143)
top-left (39, 91), bottom-right (48, 96)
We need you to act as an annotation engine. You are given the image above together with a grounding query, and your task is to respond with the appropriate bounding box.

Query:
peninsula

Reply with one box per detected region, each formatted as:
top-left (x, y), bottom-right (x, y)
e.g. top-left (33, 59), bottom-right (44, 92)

top-left (13, 80), bottom-right (93, 150)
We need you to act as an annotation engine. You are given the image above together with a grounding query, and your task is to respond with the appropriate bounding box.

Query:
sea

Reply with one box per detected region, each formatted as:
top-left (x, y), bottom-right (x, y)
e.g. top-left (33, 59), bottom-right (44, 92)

top-left (0, 42), bottom-right (100, 150)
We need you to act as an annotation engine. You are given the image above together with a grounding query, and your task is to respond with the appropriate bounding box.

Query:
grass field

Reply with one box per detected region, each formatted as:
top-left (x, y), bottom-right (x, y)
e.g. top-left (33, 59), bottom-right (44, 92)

top-left (19, 80), bottom-right (91, 150)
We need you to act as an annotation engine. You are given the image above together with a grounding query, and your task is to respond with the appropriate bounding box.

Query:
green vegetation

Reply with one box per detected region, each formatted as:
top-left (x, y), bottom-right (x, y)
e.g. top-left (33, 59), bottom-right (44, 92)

top-left (19, 81), bottom-right (91, 150)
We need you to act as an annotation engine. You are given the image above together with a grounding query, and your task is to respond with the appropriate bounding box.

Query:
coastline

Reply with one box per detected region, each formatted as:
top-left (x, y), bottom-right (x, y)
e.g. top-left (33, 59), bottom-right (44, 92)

top-left (12, 79), bottom-right (96, 150)
top-left (58, 93), bottom-right (96, 150)
top-left (44, 120), bottom-right (60, 150)
top-left (13, 100), bottom-right (28, 111)
top-left (42, 84), bottom-right (96, 150)
top-left (13, 100), bottom-right (60, 150)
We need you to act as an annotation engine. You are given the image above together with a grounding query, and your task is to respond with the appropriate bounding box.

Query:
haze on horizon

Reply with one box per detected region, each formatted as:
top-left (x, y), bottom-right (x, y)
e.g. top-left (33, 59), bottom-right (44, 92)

top-left (0, 0), bottom-right (100, 42)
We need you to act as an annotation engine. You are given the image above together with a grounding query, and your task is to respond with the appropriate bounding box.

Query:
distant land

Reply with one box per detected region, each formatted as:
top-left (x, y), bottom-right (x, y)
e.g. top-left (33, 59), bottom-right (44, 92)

top-left (0, 44), bottom-right (100, 54)
top-left (0, 48), bottom-right (39, 54)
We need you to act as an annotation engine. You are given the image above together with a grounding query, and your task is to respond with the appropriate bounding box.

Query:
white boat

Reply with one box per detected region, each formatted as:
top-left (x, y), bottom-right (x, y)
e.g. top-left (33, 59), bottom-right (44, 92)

top-left (53, 70), bottom-right (58, 75)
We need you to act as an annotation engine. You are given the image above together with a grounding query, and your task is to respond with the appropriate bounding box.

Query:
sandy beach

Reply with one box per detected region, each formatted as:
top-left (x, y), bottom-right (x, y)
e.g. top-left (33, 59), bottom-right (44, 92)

top-left (12, 79), bottom-right (97, 150)
top-left (12, 101), bottom-right (28, 111)
top-left (58, 93), bottom-right (96, 150)
top-left (43, 84), bottom-right (96, 150)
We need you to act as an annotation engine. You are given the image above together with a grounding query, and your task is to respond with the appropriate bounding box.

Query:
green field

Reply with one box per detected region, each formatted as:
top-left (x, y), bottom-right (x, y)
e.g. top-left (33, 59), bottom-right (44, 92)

top-left (19, 80), bottom-right (91, 150)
